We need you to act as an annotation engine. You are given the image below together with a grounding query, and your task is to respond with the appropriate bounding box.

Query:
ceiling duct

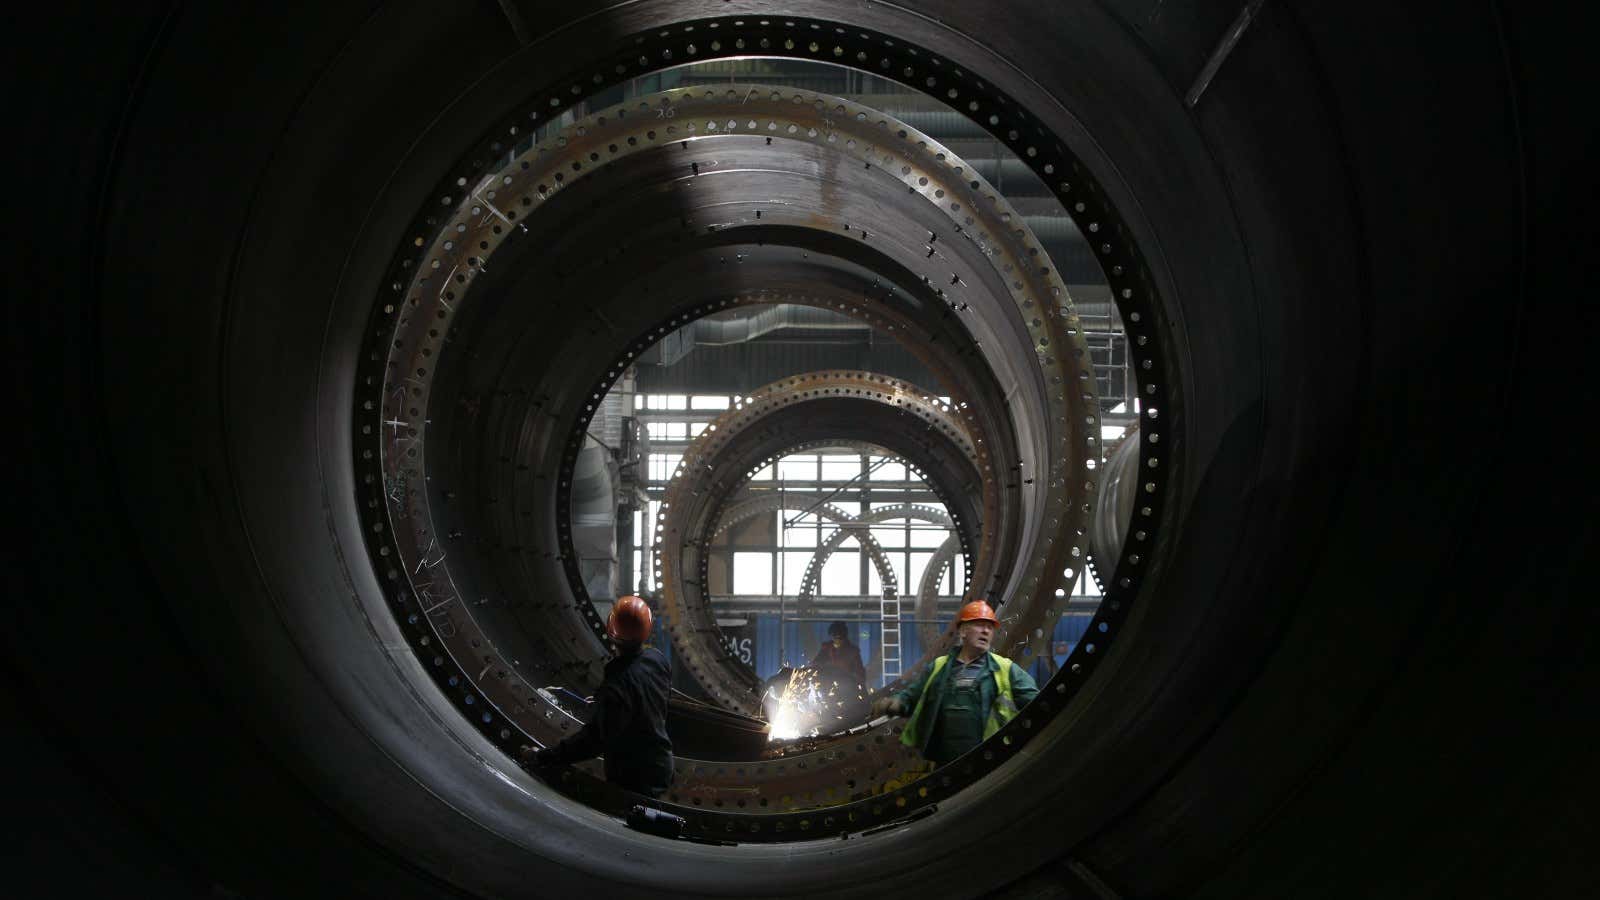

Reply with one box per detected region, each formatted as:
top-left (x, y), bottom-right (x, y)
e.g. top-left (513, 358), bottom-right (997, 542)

top-left (640, 304), bottom-right (871, 367)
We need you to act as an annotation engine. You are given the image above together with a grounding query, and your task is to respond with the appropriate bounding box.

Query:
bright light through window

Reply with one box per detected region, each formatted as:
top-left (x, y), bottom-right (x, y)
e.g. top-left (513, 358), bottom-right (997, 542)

top-left (781, 523), bottom-right (816, 547)
top-left (820, 549), bottom-right (859, 595)
top-left (732, 552), bottom-right (772, 594)
top-left (648, 453), bottom-right (682, 482)
top-left (869, 457), bottom-right (906, 481)
top-left (781, 551), bottom-right (812, 594)
top-left (820, 455), bottom-right (861, 480)
top-left (777, 454), bottom-right (817, 480)
top-left (907, 551), bottom-right (934, 592)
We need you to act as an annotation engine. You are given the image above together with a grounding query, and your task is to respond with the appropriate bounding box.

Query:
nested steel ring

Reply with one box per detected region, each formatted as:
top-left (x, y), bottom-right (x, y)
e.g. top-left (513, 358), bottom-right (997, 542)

top-left (793, 502), bottom-right (955, 617)
top-left (711, 450), bottom-right (979, 621)
top-left (355, 21), bottom-right (1177, 840)
top-left (915, 534), bottom-right (963, 649)
top-left (710, 468), bottom-right (965, 625)
top-left (709, 499), bottom-right (906, 643)
top-left (657, 370), bottom-right (990, 716)
top-left (791, 503), bottom-right (959, 670)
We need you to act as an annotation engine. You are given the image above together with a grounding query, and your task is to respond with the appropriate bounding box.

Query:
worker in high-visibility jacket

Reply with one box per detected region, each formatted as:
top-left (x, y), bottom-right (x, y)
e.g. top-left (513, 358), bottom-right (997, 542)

top-left (870, 599), bottom-right (1038, 764)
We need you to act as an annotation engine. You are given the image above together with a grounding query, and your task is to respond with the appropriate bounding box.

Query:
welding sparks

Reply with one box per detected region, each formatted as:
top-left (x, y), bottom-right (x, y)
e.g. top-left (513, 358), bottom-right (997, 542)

top-left (764, 668), bottom-right (868, 742)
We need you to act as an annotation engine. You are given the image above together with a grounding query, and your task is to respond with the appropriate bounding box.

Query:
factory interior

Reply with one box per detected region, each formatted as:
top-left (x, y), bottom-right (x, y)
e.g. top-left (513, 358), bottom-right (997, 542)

top-left (7, 2), bottom-right (1595, 898)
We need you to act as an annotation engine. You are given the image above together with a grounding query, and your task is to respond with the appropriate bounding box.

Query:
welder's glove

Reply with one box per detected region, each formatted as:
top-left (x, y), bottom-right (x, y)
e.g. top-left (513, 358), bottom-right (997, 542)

top-left (870, 696), bottom-right (904, 718)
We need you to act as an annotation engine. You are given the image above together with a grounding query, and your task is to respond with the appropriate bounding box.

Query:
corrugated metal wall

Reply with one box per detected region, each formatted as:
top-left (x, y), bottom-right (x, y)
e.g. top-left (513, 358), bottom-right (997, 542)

top-left (649, 610), bottom-right (1097, 690)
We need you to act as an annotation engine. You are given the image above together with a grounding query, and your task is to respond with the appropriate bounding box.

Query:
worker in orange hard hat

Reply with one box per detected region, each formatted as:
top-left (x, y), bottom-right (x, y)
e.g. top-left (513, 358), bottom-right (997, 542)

top-left (869, 598), bottom-right (1038, 765)
top-left (519, 595), bottom-right (674, 797)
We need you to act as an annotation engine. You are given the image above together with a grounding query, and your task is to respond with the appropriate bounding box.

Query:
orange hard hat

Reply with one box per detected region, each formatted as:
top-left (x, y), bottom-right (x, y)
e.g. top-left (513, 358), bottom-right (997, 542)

top-left (956, 599), bottom-right (998, 626)
top-left (607, 595), bottom-right (653, 643)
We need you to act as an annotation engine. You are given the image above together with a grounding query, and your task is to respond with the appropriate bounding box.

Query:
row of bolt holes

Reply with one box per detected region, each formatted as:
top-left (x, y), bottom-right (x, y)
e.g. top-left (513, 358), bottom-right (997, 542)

top-left (457, 23), bottom-right (1135, 720)
top-left (370, 19), bottom-right (1153, 818)
top-left (678, 385), bottom-right (979, 595)
top-left (410, 120), bottom-right (1075, 504)
top-left (401, 16), bottom-right (1114, 367)
top-left (667, 739), bottom-right (916, 797)
top-left (617, 91), bottom-right (1090, 344)
top-left (441, 87), bottom-right (1077, 370)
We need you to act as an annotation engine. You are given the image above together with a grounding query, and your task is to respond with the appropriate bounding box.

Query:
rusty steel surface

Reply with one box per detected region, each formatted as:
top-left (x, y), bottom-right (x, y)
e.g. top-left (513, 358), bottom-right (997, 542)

top-left (356, 40), bottom-right (1172, 839)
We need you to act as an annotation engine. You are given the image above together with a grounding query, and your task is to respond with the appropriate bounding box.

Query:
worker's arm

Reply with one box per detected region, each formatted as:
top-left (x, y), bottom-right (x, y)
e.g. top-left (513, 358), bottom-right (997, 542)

top-left (890, 659), bottom-right (935, 711)
top-left (870, 659), bottom-right (930, 717)
top-left (1007, 661), bottom-right (1040, 707)
top-left (536, 681), bottom-right (633, 765)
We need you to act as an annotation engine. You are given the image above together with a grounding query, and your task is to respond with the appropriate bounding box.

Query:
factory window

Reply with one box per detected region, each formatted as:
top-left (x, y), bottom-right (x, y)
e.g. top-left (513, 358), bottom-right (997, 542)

top-left (779, 514), bottom-right (817, 547)
top-left (648, 453), bottom-right (682, 482)
top-left (907, 551), bottom-right (936, 591)
top-left (646, 421), bottom-right (688, 441)
top-left (909, 522), bottom-right (950, 548)
top-left (691, 395), bottom-right (730, 410)
top-left (780, 551), bottom-right (814, 595)
top-left (869, 456), bottom-right (907, 481)
top-left (687, 422), bottom-right (707, 437)
top-left (871, 523), bottom-right (905, 548)
top-left (819, 547), bottom-right (860, 595)
top-left (641, 393), bottom-right (689, 410)
top-left (777, 453), bottom-right (817, 481)
top-left (732, 552), bottom-right (773, 595)
top-left (820, 454), bottom-right (862, 480)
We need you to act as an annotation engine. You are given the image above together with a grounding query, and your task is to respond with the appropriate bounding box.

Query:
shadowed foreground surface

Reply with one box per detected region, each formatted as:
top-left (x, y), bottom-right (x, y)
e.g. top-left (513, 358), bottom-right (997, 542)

top-left (4, 1), bottom-right (1595, 897)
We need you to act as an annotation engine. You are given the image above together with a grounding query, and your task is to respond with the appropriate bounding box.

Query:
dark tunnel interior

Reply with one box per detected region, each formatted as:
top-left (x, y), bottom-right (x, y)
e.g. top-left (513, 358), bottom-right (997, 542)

top-left (6, 2), bottom-right (1597, 897)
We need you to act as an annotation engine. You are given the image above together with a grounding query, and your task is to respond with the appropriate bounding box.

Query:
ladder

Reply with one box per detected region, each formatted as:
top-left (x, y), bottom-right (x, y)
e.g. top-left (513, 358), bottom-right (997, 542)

top-left (880, 588), bottom-right (902, 683)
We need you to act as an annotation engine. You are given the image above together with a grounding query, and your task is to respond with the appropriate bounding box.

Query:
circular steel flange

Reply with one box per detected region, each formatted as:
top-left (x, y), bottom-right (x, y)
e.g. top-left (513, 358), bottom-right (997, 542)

top-left (657, 369), bottom-right (989, 716)
top-left (352, 21), bottom-right (1179, 839)
top-left (794, 501), bottom-right (955, 610)
top-left (1087, 422), bottom-right (1141, 592)
top-left (915, 533), bottom-right (963, 648)
top-left (707, 467), bottom-right (966, 670)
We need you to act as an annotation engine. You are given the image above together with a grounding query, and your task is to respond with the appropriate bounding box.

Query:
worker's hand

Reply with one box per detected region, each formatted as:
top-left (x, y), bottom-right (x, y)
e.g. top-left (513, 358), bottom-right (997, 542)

top-left (870, 696), bottom-right (904, 718)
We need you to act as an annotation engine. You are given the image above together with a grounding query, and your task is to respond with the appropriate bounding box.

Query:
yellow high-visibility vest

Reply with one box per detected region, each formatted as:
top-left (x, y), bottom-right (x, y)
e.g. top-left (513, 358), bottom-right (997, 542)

top-left (900, 651), bottom-right (1019, 749)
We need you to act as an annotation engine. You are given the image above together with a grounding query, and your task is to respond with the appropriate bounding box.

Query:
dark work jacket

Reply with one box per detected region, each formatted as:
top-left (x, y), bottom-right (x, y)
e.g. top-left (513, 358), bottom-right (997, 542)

top-left (808, 640), bottom-right (866, 687)
top-left (544, 647), bottom-right (673, 796)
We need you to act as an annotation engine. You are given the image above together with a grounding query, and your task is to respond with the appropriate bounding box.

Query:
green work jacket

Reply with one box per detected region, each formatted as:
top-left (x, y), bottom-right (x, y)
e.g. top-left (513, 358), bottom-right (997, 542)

top-left (892, 649), bottom-right (1040, 761)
